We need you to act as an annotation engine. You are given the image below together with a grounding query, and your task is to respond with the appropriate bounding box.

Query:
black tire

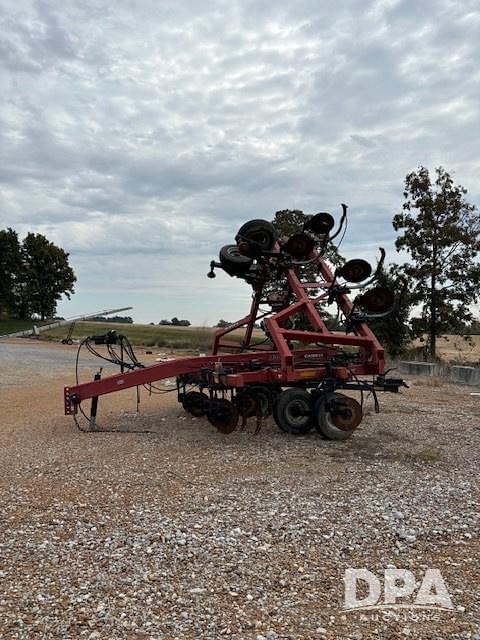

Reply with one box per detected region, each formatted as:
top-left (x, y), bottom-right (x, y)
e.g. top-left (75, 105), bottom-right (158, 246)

top-left (314, 393), bottom-right (360, 440)
top-left (219, 244), bottom-right (253, 277)
top-left (273, 388), bottom-right (314, 435)
top-left (269, 387), bottom-right (282, 411)
top-left (235, 219), bottom-right (277, 256)
top-left (182, 391), bottom-right (209, 417)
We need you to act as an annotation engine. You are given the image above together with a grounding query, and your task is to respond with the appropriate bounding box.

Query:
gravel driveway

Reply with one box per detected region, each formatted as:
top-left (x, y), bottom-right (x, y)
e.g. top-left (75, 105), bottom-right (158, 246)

top-left (0, 340), bottom-right (479, 639)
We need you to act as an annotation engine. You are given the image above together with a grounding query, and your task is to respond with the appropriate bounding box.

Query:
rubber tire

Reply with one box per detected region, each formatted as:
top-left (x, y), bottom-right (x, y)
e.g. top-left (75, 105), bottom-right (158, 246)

top-left (219, 244), bottom-right (253, 277)
top-left (273, 388), bottom-right (314, 435)
top-left (314, 393), bottom-right (357, 440)
top-left (235, 219), bottom-right (277, 254)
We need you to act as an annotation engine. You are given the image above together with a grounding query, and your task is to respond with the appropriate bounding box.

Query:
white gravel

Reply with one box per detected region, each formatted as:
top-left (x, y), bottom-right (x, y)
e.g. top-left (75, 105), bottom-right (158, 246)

top-left (0, 341), bottom-right (479, 639)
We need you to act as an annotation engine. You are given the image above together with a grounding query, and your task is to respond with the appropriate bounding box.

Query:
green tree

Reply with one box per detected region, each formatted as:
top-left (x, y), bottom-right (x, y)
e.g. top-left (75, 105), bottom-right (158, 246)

top-left (393, 166), bottom-right (480, 358)
top-left (0, 228), bottom-right (22, 316)
top-left (170, 317), bottom-right (190, 326)
top-left (20, 233), bottom-right (76, 320)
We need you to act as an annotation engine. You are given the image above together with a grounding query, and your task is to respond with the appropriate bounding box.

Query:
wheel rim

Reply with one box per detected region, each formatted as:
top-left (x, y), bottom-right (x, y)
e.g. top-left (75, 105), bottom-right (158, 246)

top-left (273, 388), bottom-right (313, 435)
top-left (284, 398), bottom-right (310, 430)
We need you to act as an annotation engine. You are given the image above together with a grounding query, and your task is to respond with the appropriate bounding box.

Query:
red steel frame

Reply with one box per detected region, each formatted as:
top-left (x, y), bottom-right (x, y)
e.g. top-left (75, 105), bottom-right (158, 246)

top-left (64, 248), bottom-right (384, 416)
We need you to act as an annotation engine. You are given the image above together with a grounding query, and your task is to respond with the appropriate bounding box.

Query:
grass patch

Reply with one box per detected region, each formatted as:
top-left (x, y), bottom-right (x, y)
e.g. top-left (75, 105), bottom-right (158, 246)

top-left (40, 321), bottom-right (254, 350)
top-left (1, 318), bottom-right (266, 350)
top-left (42, 321), bottom-right (214, 349)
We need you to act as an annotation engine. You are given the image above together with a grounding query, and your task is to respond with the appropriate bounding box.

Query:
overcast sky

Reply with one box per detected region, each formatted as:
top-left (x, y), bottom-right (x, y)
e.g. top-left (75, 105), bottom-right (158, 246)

top-left (1, 0), bottom-right (479, 324)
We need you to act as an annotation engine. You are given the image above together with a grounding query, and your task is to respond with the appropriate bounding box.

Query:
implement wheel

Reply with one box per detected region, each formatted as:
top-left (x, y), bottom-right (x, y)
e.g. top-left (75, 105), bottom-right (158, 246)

top-left (219, 244), bottom-right (253, 277)
top-left (182, 391), bottom-right (209, 417)
top-left (207, 399), bottom-right (239, 434)
top-left (235, 219), bottom-right (277, 256)
top-left (273, 388), bottom-right (313, 435)
top-left (314, 393), bottom-right (362, 440)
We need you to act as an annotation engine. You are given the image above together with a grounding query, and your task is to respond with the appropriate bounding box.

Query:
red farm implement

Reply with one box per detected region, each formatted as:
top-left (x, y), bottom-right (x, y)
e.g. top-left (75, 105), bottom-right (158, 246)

top-left (64, 205), bottom-right (406, 439)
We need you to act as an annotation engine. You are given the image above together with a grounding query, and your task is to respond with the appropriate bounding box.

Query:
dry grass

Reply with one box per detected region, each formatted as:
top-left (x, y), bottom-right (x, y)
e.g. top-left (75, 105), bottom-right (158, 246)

top-left (39, 321), bottom-right (262, 350)
top-left (411, 334), bottom-right (480, 364)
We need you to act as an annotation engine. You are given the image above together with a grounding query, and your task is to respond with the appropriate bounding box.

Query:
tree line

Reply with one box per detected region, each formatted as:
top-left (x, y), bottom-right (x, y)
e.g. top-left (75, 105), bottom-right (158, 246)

top-left (90, 315), bottom-right (133, 324)
top-left (159, 317), bottom-right (191, 327)
top-left (0, 229), bottom-right (76, 321)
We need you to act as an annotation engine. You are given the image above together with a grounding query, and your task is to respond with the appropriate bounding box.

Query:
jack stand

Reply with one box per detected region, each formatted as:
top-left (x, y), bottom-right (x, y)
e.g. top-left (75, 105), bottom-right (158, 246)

top-left (89, 369), bottom-right (102, 430)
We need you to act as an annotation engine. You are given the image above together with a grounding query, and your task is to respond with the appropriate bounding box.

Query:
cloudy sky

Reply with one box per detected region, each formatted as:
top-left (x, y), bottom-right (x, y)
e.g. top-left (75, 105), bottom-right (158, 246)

top-left (1, 0), bottom-right (479, 325)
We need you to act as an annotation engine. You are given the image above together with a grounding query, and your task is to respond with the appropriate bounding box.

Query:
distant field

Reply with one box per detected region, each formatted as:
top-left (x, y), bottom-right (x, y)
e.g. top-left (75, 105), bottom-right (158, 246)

top-left (41, 328), bottom-right (480, 361)
top-left (0, 318), bottom-right (264, 350)
top-left (41, 321), bottom-right (266, 350)
top-left (411, 334), bottom-right (480, 364)
top-left (2, 318), bottom-right (480, 362)
top-left (41, 321), bottom-right (219, 349)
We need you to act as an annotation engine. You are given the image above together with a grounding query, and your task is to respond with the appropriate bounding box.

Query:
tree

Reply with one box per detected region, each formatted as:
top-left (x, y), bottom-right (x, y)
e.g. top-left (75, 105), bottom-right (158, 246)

top-left (170, 317), bottom-right (190, 327)
top-left (20, 233), bottom-right (76, 320)
top-left (0, 228), bottom-right (22, 316)
top-left (216, 319), bottom-right (231, 328)
top-left (393, 167), bottom-right (480, 358)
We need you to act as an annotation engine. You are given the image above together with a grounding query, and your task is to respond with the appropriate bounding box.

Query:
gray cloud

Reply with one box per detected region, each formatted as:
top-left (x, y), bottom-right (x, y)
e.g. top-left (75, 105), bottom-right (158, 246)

top-left (0, 0), bottom-right (478, 322)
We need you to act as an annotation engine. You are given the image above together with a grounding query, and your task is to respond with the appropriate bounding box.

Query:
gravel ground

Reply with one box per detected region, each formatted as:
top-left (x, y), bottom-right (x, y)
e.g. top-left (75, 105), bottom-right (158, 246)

top-left (0, 340), bottom-right (479, 639)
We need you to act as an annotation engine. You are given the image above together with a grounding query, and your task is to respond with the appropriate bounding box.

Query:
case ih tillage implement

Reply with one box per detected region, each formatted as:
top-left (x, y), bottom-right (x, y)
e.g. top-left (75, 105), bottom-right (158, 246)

top-left (65, 206), bottom-right (406, 439)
